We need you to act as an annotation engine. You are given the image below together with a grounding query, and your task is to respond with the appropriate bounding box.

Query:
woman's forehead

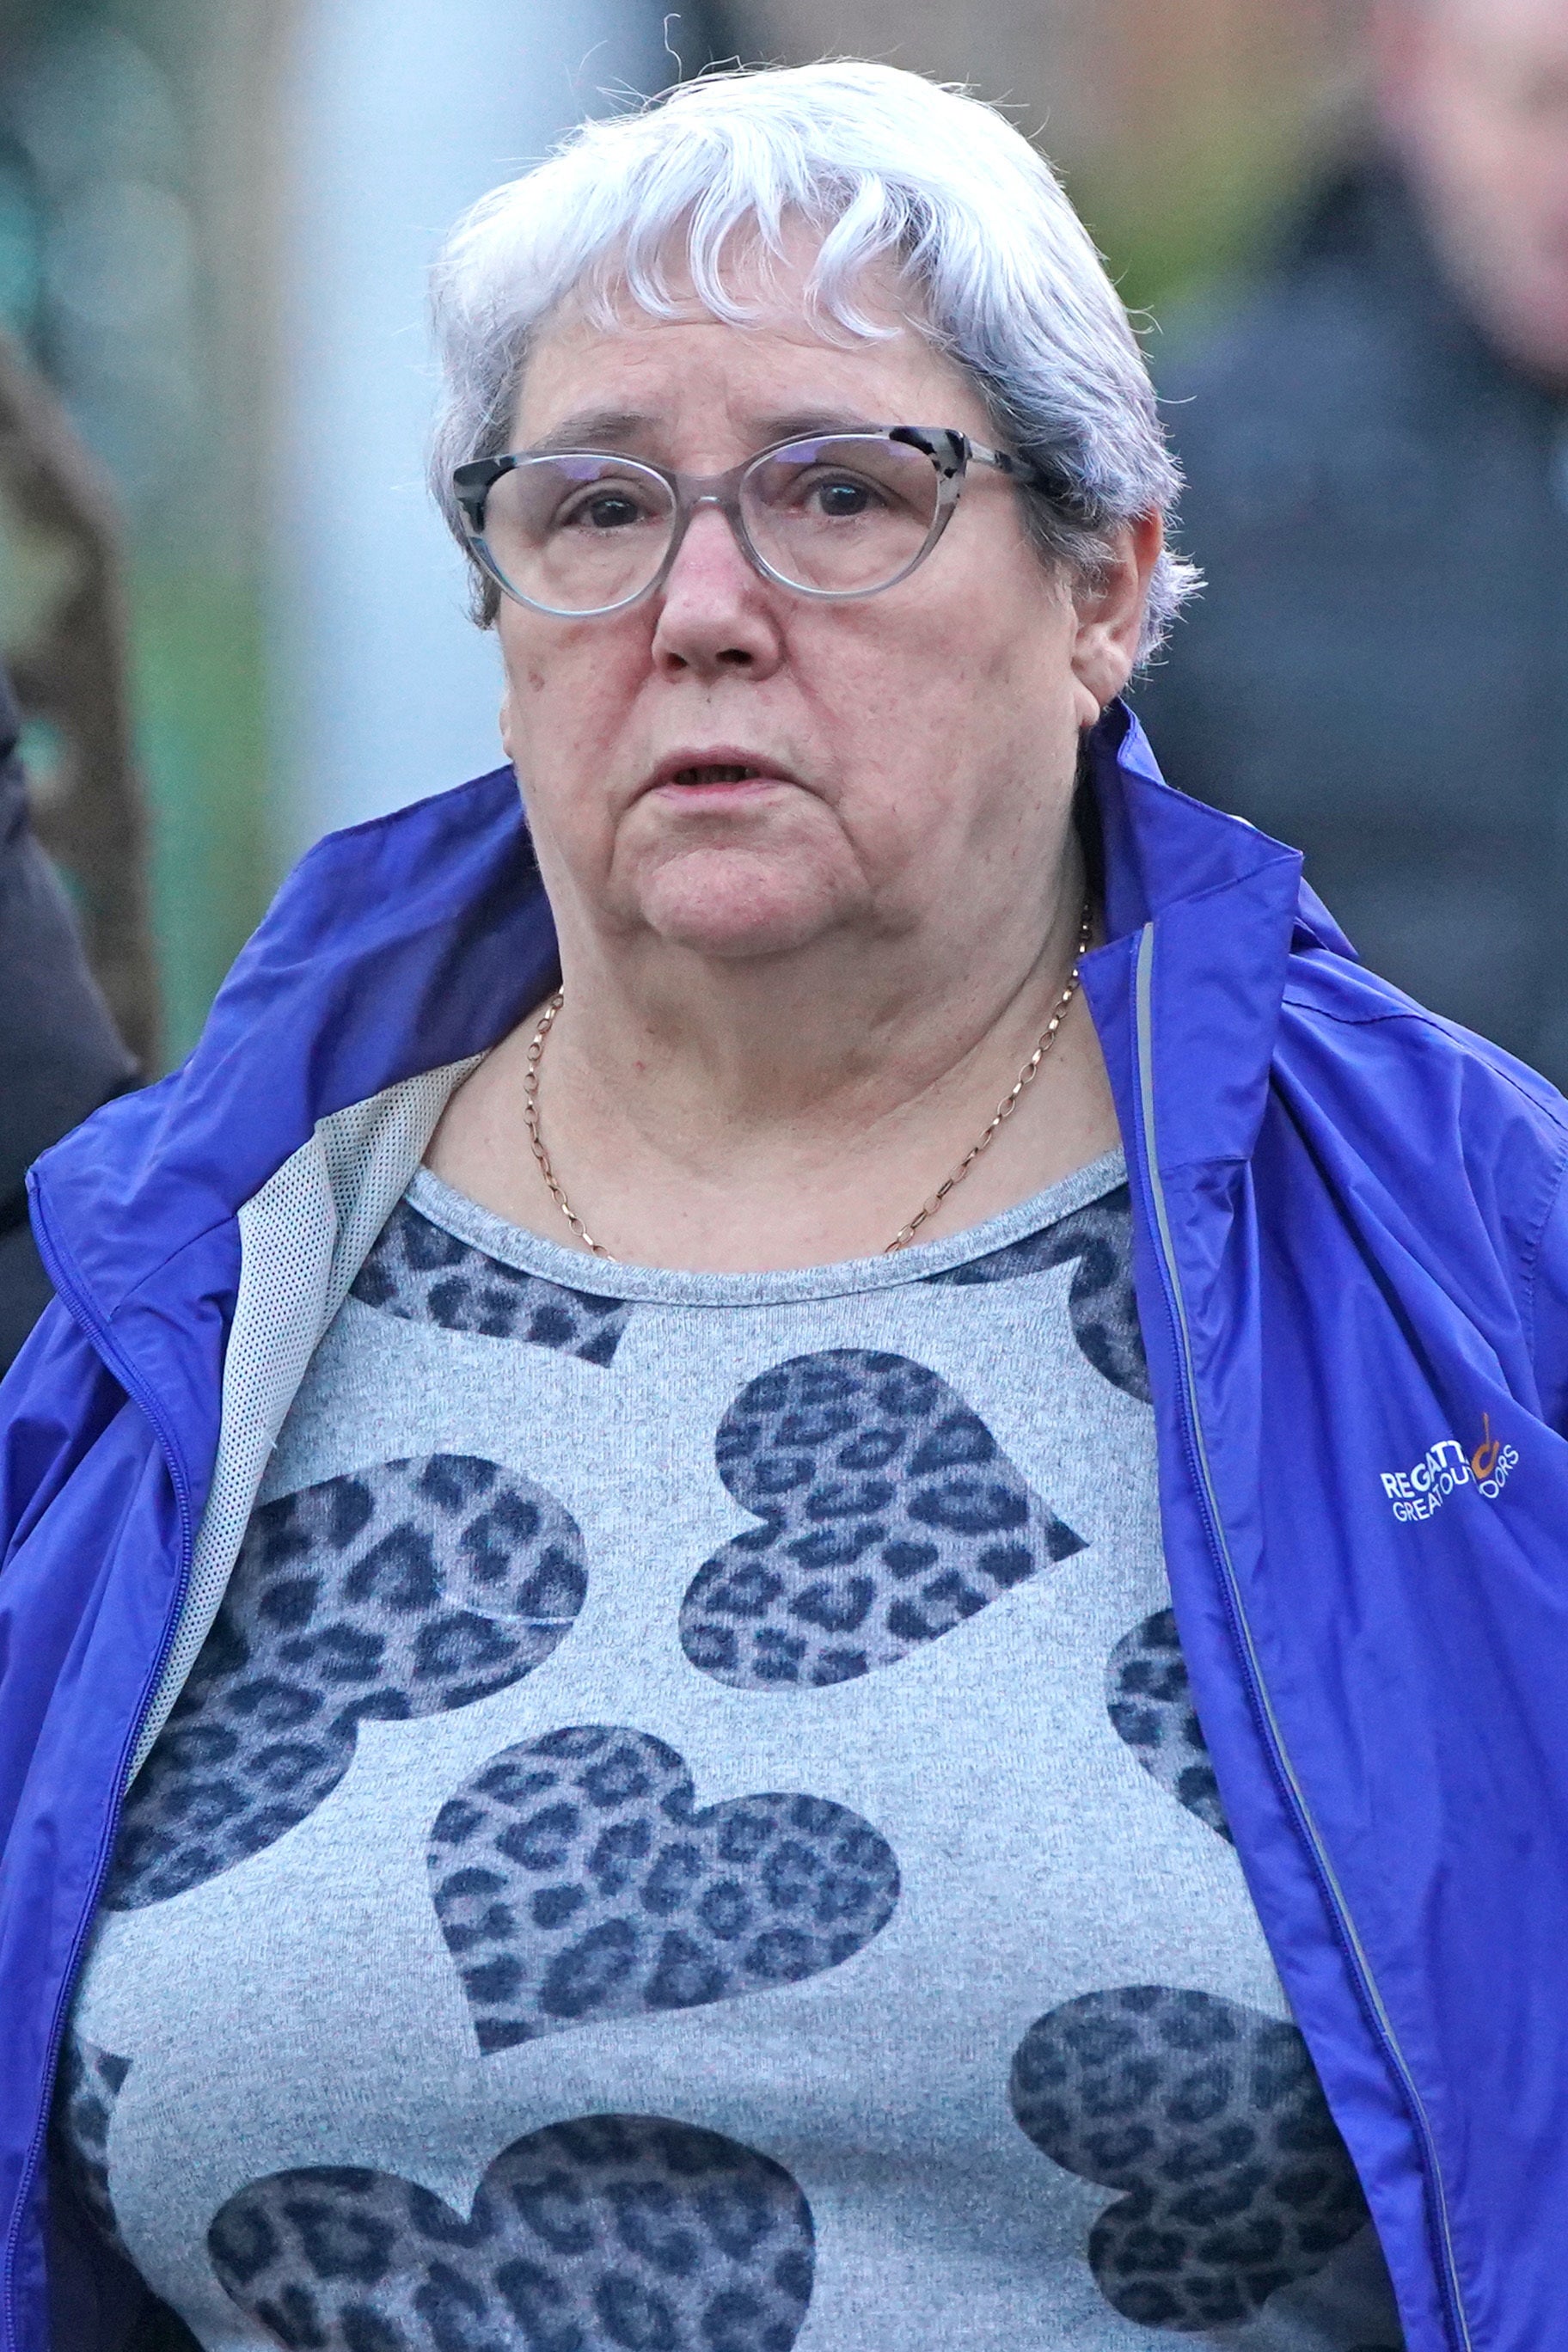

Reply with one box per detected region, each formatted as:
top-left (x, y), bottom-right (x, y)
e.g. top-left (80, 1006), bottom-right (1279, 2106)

top-left (514, 267), bottom-right (981, 450)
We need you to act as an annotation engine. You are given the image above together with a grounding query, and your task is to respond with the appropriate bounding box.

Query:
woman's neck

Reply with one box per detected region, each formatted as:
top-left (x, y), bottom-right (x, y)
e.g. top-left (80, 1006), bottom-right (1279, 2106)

top-left (426, 861), bottom-right (1120, 1272)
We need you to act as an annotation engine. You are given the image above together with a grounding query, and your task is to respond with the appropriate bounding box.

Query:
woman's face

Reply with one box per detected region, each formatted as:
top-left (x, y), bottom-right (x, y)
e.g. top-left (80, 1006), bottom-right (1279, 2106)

top-left (497, 247), bottom-right (1151, 970)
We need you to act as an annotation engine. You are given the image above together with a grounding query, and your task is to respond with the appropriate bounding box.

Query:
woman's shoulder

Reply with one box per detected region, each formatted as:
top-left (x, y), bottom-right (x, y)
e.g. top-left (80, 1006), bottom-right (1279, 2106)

top-left (1277, 944), bottom-right (1568, 1405)
top-left (1280, 945), bottom-right (1568, 1145)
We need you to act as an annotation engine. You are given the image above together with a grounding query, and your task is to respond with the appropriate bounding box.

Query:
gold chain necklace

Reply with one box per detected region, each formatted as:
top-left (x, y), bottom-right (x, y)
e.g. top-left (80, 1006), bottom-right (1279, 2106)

top-left (523, 897), bottom-right (1094, 1262)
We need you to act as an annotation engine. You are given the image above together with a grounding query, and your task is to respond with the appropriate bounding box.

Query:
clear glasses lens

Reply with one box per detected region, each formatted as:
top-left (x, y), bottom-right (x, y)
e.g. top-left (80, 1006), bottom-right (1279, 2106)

top-left (473, 434), bottom-right (945, 614)
top-left (741, 435), bottom-right (942, 594)
top-left (478, 455), bottom-right (679, 615)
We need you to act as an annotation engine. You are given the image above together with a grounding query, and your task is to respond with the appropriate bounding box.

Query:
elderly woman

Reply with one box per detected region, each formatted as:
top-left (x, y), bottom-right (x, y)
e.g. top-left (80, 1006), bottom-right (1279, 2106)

top-left (2, 58), bottom-right (1563, 2352)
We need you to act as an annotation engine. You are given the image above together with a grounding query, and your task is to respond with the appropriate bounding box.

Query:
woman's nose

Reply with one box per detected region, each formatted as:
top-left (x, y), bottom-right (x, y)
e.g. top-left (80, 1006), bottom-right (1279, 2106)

top-left (649, 503), bottom-right (786, 678)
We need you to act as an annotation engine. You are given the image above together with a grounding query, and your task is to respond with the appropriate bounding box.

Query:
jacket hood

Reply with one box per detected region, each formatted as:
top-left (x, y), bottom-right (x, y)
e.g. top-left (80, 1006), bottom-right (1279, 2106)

top-left (27, 703), bottom-right (1348, 1399)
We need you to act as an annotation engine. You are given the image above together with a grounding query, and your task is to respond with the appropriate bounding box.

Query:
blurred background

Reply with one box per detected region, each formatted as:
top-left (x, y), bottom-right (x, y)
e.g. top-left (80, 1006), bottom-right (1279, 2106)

top-left (0, 0), bottom-right (1559, 1068)
top-left (0, 0), bottom-right (1369, 1066)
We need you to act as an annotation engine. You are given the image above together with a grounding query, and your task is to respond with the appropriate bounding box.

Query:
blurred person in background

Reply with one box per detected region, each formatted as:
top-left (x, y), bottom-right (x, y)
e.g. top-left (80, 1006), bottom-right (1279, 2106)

top-left (14, 56), bottom-right (1568, 2352)
top-left (1133, 0), bottom-right (1568, 1083)
top-left (0, 662), bottom-right (134, 1374)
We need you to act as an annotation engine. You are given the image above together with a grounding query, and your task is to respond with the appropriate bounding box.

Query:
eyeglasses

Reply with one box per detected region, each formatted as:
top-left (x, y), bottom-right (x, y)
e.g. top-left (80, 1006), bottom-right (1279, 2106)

top-left (451, 426), bottom-right (1070, 618)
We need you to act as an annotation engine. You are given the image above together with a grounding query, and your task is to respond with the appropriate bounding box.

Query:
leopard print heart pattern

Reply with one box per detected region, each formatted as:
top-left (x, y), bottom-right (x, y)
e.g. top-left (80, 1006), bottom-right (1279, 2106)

top-left (50, 2032), bottom-right (133, 2257)
top-left (923, 1183), bottom-right (1151, 1403)
top-left (679, 1350), bottom-right (1085, 1691)
top-left (1106, 1608), bottom-right (1234, 1842)
top-left (352, 1196), bottom-right (633, 1363)
top-left (427, 1725), bottom-right (900, 2054)
top-left (106, 1455), bottom-right (588, 1909)
top-left (1009, 1986), bottom-right (1371, 2331)
top-left (208, 2115), bottom-right (814, 2352)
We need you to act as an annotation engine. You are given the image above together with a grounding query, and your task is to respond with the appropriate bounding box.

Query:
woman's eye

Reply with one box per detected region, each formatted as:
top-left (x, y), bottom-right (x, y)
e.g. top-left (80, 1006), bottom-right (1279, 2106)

top-left (558, 488), bottom-right (648, 531)
top-left (812, 478), bottom-right (876, 518)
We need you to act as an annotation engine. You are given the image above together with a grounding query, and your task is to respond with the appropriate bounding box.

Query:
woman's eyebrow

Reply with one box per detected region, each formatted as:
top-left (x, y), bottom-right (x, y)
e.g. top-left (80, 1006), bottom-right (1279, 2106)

top-left (752, 410), bottom-right (882, 440)
top-left (521, 407), bottom-right (889, 459)
top-left (524, 409), bottom-right (658, 456)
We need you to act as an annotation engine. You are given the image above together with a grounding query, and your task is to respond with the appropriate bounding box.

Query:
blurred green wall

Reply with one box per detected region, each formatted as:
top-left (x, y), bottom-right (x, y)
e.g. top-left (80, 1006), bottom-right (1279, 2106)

top-left (135, 566), bottom-right (269, 1057)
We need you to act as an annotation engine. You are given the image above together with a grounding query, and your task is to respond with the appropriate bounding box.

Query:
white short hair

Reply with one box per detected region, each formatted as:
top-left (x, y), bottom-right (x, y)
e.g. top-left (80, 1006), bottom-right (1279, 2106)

top-left (429, 60), bottom-right (1197, 656)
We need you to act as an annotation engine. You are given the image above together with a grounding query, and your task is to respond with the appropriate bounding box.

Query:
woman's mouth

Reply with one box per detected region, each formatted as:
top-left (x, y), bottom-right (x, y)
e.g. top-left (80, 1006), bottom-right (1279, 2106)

top-left (671, 763), bottom-right (765, 786)
top-left (640, 751), bottom-right (801, 804)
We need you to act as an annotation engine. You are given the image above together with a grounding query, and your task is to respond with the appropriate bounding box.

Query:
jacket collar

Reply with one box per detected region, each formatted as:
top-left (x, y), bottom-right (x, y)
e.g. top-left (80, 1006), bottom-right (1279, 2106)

top-left (31, 704), bottom-right (1341, 1333)
top-left (1085, 701), bottom-right (1352, 1175)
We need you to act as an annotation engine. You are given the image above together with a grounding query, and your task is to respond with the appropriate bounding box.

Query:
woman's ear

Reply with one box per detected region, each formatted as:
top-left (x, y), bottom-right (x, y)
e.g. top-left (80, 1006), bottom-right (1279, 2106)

top-left (1069, 511), bottom-right (1163, 715)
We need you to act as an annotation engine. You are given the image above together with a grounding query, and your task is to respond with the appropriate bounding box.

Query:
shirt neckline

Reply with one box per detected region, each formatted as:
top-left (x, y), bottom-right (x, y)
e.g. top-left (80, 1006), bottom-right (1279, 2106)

top-left (405, 1147), bottom-right (1129, 1310)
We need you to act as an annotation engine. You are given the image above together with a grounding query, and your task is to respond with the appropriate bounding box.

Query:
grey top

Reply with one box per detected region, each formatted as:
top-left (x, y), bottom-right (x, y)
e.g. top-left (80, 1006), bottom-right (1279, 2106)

top-left (58, 1149), bottom-right (1402, 2352)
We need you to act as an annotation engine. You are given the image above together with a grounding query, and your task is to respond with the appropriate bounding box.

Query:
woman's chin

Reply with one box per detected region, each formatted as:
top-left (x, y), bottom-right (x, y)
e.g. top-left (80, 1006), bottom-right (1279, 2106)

top-left (629, 856), bottom-right (855, 963)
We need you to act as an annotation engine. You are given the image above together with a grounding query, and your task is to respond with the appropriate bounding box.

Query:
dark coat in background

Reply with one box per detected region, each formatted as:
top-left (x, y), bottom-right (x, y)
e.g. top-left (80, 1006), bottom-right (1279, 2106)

top-left (1132, 150), bottom-right (1568, 1086)
top-left (0, 667), bottom-right (135, 1375)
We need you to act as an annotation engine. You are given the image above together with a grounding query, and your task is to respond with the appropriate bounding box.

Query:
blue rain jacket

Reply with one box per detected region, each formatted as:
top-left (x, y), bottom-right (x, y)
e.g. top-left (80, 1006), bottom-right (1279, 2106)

top-left (3, 704), bottom-right (1568, 2352)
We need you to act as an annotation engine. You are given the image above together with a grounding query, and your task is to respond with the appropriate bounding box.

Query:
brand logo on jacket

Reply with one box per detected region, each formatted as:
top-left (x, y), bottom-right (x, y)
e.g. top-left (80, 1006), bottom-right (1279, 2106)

top-left (1381, 1415), bottom-right (1516, 1521)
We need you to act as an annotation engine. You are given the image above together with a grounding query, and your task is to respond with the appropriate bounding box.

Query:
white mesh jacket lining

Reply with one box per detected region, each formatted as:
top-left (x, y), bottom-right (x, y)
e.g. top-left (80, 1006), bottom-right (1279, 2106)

top-left (128, 1059), bottom-right (481, 1777)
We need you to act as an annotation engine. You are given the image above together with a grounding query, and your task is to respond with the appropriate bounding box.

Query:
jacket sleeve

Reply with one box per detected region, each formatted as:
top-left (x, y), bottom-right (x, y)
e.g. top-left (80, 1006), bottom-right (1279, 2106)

top-left (0, 1297), bottom-right (129, 1577)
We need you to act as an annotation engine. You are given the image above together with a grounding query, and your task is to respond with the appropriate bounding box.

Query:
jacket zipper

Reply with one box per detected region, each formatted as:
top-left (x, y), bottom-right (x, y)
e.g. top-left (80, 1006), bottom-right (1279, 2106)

top-left (1129, 922), bottom-right (1473, 2352)
top-left (0, 1188), bottom-right (198, 2352)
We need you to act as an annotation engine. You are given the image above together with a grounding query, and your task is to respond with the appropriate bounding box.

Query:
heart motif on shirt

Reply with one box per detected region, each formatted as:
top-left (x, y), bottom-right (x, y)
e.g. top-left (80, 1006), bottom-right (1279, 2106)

top-left (1106, 1608), bottom-right (1234, 1841)
top-left (1009, 1985), bottom-right (1370, 2331)
top-left (50, 2033), bottom-right (133, 2256)
top-left (679, 1350), bottom-right (1085, 1691)
top-left (208, 2112), bottom-right (814, 2352)
top-left (427, 1724), bottom-right (900, 2054)
top-left (107, 1455), bottom-right (588, 1909)
top-left (352, 1195), bottom-right (634, 1363)
top-left (922, 1182), bottom-right (1152, 1402)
